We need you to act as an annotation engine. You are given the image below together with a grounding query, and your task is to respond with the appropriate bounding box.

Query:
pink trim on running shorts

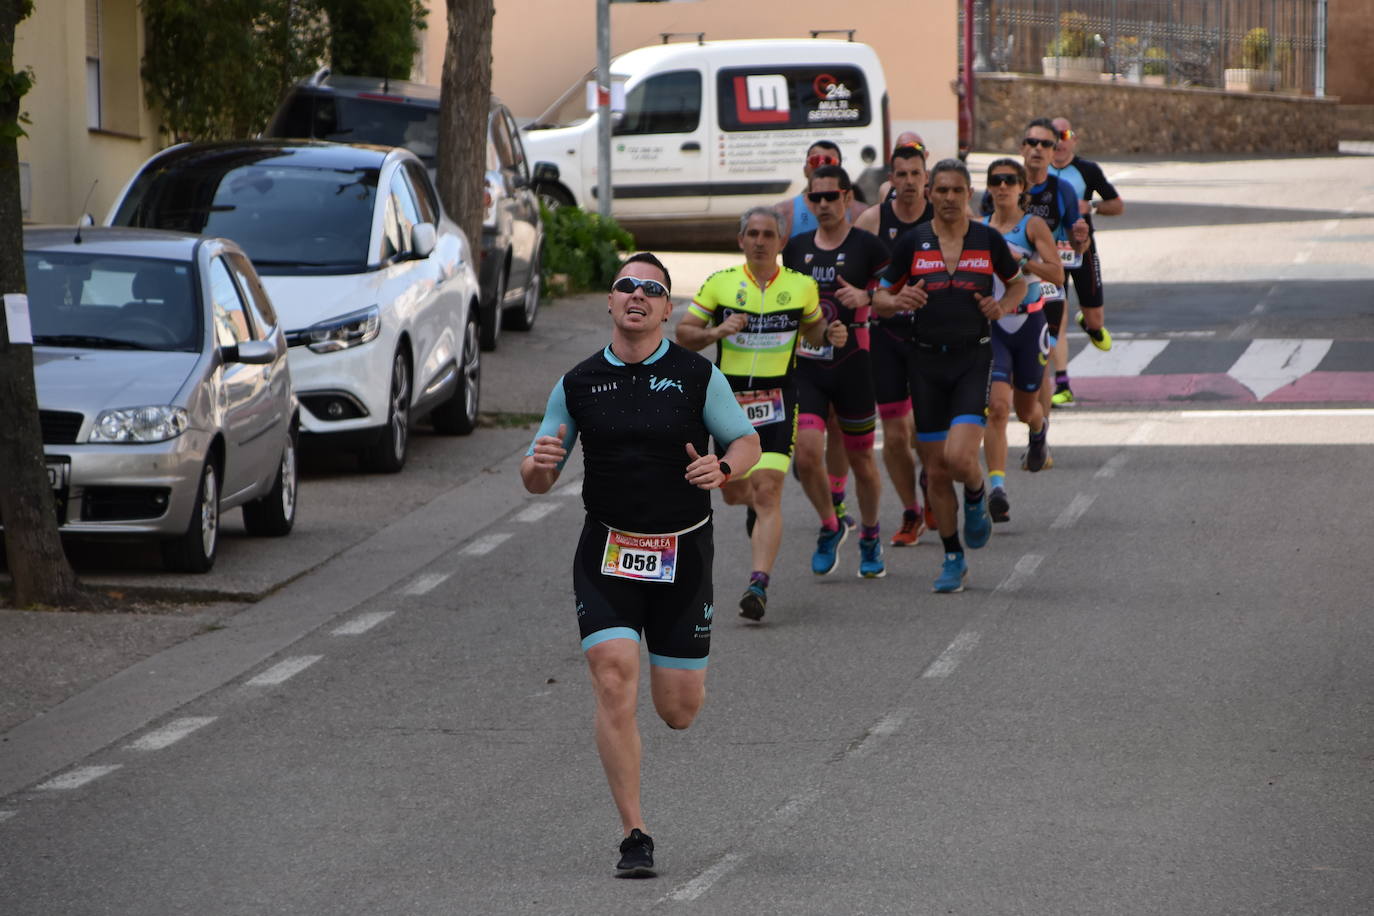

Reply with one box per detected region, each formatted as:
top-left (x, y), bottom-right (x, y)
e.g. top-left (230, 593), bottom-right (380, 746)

top-left (878, 399), bottom-right (913, 420)
top-left (798, 413), bottom-right (827, 432)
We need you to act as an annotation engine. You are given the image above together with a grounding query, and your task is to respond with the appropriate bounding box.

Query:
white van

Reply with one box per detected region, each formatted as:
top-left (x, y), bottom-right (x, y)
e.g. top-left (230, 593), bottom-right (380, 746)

top-left (522, 38), bottom-right (890, 230)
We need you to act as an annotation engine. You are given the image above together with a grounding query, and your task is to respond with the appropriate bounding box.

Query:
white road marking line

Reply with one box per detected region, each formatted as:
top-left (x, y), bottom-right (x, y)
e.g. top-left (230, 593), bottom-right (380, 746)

top-left (332, 611), bottom-right (395, 636)
top-left (1095, 451), bottom-right (1131, 479)
top-left (667, 853), bottom-right (746, 902)
top-left (922, 630), bottom-right (981, 679)
top-left (461, 533), bottom-right (512, 556)
top-left (514, 502), bottom-right (560, 523)
top-left (126, 717), bottom-right (216, 752)
top-left (1228, 338), bottom-right (1334, 400)
top-left (1229, 320), bottom-right (1259, 339)
top-left (773, 788), bottom-right (821, 826)
top-left (246, 655), bottom-right (322, 687)
top-left (1051, 493), bottom-right (1097, 530)
top-left (403, 572), bottom-right (451, 596)
top-left (1185, 408), bottom-right (1374, 418)
top-left (552, 478), bottom-right (582, 498)
top-left (849, 711), bottom-right (908, 758)
top-left (997, 554), bottom-right (1044, 593)
top-left (36, 765), bottom-right (122, 791)
top-left (1066, 338), bottom-right (1169, 377)
top-left (1126, 421), bottom-right (1157, 445)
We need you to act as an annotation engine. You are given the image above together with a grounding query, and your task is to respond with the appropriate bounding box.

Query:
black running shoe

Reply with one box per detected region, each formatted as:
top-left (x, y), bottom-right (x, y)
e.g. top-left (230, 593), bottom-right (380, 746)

top-left (615, 828), bottom-right (656, 878)
top-left (989, 486), bottom-right (1010, 523)
top-left (739, 582), bottom-right (767, 621)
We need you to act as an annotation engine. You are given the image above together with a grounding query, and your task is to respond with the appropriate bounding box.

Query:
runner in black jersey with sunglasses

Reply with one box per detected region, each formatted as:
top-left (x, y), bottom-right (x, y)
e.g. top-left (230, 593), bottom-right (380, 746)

top-left (523, 253), bottom-right (760, 878)
top-left (874, 160), bottom-right (1026, 593)
top-left (782, 165), bottom-right (891, 578)
top-left (856, 140), bottom-right (937, 546)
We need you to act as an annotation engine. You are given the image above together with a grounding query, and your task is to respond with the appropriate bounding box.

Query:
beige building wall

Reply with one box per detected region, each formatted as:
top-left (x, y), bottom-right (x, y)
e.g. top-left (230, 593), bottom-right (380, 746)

top-left (16, 0), bottom-right (164, 225)
top-left (420, 0), bottom-right (960, 160)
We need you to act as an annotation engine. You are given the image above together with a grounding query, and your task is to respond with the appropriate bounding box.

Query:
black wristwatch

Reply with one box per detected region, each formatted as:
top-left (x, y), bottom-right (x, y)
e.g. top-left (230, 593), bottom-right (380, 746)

top-left (718, 460), bottom-right (732, 482)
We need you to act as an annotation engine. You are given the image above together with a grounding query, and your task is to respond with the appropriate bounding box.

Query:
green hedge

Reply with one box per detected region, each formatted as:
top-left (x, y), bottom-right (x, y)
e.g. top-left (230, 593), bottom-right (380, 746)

top-left (540, 203), bottom-right (635, 298)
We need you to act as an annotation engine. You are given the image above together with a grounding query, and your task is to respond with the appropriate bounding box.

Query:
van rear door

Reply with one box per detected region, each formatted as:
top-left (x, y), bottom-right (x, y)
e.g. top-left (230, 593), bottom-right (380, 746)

top-left (708, 64), bottom-right (877, 216)
top-left (604, 68), bottom-right (709, 216)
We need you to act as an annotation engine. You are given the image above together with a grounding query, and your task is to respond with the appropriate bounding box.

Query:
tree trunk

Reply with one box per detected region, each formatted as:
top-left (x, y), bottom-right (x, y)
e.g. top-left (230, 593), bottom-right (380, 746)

top-left (0, 0), bottom-right (85, 608)
top-left (437, 0), bottom-right (493, 251)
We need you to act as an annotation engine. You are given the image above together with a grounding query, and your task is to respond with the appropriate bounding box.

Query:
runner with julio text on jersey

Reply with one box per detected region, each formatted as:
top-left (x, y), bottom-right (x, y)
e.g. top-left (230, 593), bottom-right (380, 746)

top-left (522, 253), bottom-right (760, 879)
top-left (783, 164), bottom-right (891, 578)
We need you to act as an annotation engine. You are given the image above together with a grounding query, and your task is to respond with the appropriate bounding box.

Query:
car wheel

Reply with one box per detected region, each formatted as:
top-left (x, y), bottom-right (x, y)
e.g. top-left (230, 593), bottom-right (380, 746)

top-left (505, 247), bottom-right (541, 332)
top-left (480, 262), bottom-right (507, 351)
top-left (242, 427), bottom-right (298, 536)
top-left (432, 310), bottom-right (480, 436)
top-left (162, 458), bottom-right (220, 573)
top-left (537, 184), bottom-right (573, 211)
top-left (360, 349), bottom-right (411, 473)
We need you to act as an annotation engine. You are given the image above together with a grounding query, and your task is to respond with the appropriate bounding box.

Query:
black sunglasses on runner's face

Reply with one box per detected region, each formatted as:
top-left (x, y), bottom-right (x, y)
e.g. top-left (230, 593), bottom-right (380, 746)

top-left (1022, 137), bottom-right (1056, 149)
top-left (613, 276), bottom-right (669, 298)
top-left (987, 173), bottom-right (1021, 187)
top-left (806, 190), bottom-right (843, 203)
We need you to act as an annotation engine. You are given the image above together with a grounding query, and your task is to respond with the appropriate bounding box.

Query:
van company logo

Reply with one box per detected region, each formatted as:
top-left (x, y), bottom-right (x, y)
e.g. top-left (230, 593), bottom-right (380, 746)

top-left (649, 376), bottom-right (683, 394)
top-left (734, 74), bottom-right (790, 125)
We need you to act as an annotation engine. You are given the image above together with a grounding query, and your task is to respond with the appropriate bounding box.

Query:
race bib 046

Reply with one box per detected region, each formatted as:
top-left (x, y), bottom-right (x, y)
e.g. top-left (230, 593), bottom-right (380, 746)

top-left (1057, 240), bottom-right (1083, 269)
top-left (602, 529), bottom-right (677, 584)
top-left (735, 387), bottom-right (786, 427)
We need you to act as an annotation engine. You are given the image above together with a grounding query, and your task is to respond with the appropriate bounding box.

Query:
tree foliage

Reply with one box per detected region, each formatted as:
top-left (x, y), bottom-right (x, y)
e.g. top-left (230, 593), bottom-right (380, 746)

top-left (320, 0), bottom-right (426, 81)
top-left (141, 0), bottom-right (425, 142)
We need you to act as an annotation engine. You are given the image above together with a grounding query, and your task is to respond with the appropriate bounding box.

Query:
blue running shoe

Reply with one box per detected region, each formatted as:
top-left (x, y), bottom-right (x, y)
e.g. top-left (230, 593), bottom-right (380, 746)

top-left (857, 536), bottom-right (886, 578)
top-left (933, 552), bottom-right (968, 593)
top-left (811, 524), bottom-right (849, 575)
top-left (964, 495), bottom-right (993, 549)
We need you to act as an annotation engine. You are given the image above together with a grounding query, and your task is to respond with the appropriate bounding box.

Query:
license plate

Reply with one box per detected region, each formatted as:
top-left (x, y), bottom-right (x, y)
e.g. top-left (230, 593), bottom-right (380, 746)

top-left (46, 458), bottom-right (70, 525)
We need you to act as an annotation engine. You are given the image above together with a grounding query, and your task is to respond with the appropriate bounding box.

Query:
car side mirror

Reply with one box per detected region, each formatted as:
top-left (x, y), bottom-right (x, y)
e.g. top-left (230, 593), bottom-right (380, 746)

top-left (410, 222), bottom-right (437, 259)
top-left (533, 161), bottom-right (560, 184)
top-left (222, 339), bottom-right (276, 365)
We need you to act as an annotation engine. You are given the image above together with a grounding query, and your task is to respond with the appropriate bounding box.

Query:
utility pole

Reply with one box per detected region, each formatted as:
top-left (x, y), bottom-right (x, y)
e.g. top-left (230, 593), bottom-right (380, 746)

top-left (596, 0), bottom-right (612, 219)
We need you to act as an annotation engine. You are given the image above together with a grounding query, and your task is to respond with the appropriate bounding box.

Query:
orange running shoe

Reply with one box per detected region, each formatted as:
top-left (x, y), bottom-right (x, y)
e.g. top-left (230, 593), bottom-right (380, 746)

top-left (890, 510), bottom-right (927, 546)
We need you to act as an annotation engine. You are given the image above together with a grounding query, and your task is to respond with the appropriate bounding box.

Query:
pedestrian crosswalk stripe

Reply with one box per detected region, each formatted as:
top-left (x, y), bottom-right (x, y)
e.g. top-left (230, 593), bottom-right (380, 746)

top-left (1228, 339), bottom-right (1333, 399)
top-left (1068, 339), bottom-right (1169, 377)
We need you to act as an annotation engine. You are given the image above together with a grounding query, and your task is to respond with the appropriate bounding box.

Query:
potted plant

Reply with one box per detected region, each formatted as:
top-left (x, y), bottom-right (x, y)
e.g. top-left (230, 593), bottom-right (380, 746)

top-left (1224, 27), bottom-right (1278, 92)
top-left (1042, 12), bottom-right (1103, 80)
top-left (1114, 35), bottom-right (1142, 82)
top-left (1142, 46), bottom-right (1167, 86)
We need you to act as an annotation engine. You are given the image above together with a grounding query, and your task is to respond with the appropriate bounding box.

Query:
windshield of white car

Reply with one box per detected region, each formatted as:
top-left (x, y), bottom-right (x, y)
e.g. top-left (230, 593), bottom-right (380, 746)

top-left (527, 70), bottom-right (598, 130)
top-left (269, 93), bottom-right (440, 166)
top-left (23, 253), bottom-right (201, 352)
top-left (112, 162), bottom-right (380, 275)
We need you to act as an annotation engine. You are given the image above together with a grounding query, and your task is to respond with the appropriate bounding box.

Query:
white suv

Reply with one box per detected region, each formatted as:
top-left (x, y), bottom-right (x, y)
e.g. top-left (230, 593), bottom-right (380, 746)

top-left (108, 140), bottom-right (482, 472)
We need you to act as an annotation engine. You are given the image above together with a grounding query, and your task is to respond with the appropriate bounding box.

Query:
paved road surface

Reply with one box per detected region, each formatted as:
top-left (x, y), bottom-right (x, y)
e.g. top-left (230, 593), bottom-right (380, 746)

top-left (1, 152), bottom-right (1371, 915)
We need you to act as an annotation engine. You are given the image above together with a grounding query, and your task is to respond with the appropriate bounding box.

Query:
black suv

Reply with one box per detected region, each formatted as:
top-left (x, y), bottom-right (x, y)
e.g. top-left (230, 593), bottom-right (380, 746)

top-left (266, 70), bottom-right (554, 350)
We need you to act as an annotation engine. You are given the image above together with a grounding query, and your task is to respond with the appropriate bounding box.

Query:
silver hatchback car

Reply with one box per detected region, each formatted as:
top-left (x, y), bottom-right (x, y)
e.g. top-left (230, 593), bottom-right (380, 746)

top-left (24, 227), bottom-right (300, 572)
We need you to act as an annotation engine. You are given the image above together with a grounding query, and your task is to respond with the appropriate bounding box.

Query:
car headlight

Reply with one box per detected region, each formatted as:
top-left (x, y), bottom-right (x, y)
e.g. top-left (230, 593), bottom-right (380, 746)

top-left (89, 406), bottom-right (189, 443)
top-left (305, 305), bottom-right (381, 354)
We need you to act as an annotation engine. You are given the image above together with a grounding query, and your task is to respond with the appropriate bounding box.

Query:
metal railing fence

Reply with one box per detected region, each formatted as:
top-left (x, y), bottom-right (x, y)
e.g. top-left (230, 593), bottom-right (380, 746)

top-left (963, 0), bottom-right (1327, 95)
